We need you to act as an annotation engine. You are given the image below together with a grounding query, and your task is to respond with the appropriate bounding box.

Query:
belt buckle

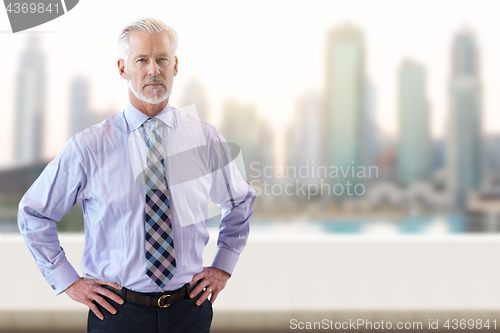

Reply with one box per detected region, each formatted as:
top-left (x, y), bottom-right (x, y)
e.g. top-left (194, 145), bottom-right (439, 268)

top-left (158, 294), bottom-right (171, 308)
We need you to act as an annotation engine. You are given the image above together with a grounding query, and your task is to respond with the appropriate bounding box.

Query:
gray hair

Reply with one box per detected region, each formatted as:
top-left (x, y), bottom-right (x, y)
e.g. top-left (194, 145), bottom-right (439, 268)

top-left (118, 18), bottom-right (179, 63)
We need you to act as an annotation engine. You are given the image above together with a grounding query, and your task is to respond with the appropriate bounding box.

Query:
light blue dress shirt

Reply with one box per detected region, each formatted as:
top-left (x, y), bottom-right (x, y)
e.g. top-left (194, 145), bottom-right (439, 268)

top-left (18, 102), bottom-right (256, 295)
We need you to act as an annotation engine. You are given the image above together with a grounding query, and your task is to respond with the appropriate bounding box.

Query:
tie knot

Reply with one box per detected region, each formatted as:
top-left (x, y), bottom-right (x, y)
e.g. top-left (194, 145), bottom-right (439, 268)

top-left (146, 117), bottom-right (159, 132)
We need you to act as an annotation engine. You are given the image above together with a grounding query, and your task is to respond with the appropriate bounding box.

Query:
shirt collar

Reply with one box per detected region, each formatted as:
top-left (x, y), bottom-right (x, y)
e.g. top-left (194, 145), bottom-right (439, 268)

top-left (124, 101), bottom-right (175, 131)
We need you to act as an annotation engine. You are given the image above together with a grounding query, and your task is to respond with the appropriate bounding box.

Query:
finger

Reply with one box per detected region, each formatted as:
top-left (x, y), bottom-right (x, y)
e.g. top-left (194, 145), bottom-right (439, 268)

top-left (95, 279), bottom-right (122, 290)
top-left (196, 289), bottom-right (211, 306)
top-left (97, 287), bottom-right (124, 305)
top-left (93, 294), bottom-right (118, 315)
top-left (189, 270), bottom-right (205, 285)
top-left (88, 301), bottom-right (104, 321)
top-left (210, 290), bottom-right (219, 304)
top-left (189, 281), bottom-right (207, 299)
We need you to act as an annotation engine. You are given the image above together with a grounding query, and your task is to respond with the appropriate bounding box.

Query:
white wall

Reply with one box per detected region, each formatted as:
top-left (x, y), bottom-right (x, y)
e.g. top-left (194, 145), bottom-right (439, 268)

top-left (2, 233), bottom-right (500, 329)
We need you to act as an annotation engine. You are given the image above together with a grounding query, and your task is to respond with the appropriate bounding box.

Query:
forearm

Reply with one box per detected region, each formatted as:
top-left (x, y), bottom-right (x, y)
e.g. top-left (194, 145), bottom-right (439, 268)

top-left (18, 201), bottom-right (81, 295)
top-left (211, 189), bottom-right (256, 275)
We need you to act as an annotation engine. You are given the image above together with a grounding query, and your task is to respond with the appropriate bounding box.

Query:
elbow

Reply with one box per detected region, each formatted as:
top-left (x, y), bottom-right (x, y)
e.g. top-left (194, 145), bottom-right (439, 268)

top-left (17, 196), bottom-right (29, 233)
top-left (17, 198), bottom-right (50, 234)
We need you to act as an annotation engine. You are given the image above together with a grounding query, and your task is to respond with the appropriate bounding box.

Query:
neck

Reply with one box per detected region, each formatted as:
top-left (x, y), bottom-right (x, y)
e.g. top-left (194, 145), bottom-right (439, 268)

top-left (128, 89), bottom-right (169, 117)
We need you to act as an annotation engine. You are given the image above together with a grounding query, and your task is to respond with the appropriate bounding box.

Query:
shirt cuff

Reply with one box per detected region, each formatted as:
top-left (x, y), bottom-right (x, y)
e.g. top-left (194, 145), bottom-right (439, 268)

top-left (44, 260), bottom-right (81, 296)
top-left (211, 247), bottom-right (240, 276)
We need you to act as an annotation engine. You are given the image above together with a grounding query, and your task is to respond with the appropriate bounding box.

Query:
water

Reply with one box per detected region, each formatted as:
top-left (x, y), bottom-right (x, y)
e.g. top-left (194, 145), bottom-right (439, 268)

top-left (2, 215), bottom-right (467, 235)
top-left (243, 215), bottom-right (466, 235)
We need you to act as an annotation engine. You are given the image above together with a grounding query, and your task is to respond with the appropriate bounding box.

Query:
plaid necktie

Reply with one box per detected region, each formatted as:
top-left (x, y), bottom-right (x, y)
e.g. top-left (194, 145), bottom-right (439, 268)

top-left (144, 117), bottom-right (176, 288)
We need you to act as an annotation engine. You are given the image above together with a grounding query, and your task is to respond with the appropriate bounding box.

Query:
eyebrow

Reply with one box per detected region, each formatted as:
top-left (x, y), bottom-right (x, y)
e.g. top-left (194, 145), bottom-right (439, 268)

top-left (133, 53), bottom-right (170, 59)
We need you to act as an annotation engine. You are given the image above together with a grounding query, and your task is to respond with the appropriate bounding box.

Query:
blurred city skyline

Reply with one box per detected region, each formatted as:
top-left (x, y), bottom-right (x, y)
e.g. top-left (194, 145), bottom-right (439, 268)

top-left (3, 22), bottom-right (491, 159)
top-left (4, 0), bottom-right (500, 234)
top-left (3, 0), bottom-right (500, 168)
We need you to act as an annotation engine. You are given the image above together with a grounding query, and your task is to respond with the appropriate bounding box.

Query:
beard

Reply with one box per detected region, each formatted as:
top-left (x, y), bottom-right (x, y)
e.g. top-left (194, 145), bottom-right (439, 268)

top-left (126, 69), bottom-right (172, 104)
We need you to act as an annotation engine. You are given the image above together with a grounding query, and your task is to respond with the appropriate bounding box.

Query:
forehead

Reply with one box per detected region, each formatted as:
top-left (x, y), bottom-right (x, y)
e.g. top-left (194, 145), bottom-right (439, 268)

top-left (127, 31), bottom-right (172, 56)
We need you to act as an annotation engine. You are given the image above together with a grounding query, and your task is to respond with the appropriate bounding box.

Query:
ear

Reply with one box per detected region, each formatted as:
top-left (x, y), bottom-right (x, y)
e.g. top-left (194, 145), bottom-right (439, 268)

top-left (174, 56), bottom-right (178, 77)
top-left (118, 58), bottom-right (128, 80)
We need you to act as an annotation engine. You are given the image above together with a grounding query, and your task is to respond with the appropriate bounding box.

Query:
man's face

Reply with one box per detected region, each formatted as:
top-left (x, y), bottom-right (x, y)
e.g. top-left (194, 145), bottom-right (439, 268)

top-left (123, 31), bottom-right (178, 104)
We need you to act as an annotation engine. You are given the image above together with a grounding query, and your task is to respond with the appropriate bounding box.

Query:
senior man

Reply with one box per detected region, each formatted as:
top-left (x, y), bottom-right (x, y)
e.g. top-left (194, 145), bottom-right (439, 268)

top-left (18, 18), bottom-right (256, 333)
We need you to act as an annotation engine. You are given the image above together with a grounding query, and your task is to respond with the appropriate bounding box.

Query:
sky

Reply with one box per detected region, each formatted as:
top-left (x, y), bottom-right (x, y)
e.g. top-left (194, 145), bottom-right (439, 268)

top-left (1, 0), bottom-right (500, 166)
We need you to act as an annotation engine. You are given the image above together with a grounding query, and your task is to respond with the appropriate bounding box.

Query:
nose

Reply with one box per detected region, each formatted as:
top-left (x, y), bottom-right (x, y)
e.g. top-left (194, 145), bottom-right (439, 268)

top-left (148, 60), bottom-right (160, 76)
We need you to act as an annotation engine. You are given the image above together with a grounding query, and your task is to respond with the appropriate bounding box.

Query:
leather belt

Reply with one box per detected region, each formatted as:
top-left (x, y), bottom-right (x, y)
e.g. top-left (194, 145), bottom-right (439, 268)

top-left (105, 281), bottom-right (199, 308)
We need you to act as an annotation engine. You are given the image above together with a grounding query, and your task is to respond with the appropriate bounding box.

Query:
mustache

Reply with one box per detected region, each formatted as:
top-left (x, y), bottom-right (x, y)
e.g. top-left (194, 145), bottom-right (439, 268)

top-left (142, 76), bottom-right (166, 89)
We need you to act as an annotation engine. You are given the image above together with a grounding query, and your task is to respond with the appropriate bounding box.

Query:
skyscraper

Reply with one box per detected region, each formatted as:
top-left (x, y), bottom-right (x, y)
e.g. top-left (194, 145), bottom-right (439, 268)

top-left (69, 76), bottom-right (117, 138)
top-left (286, 90), bottom-right (324, 184)
top-left (219, 99), bottom-right (259, 176)
top-left (365, 81), bottom-right (380, 168)
top-left (325, 24), bottom-right (366, 192)
top-left (447, 27), bottom-right (483, 208)
top-left (14, 36), bottom-right (46, 164)
top-left (69, 77), bottom-right (91, 137)
top-left (397, 60), bottom-right (430, 187)
top-left (179, 77), bottom-right (211, 122)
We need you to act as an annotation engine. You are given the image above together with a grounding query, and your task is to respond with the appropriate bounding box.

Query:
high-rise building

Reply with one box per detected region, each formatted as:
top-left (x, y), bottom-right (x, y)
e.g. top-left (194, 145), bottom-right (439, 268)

top-left (325, 23), bottom-right (366, 192)
top-left (484, 134), bottom-right (500, 188)
top-left (219, 99), bottom-right (259, 176)
top-left (432, 138), bottom-right (446, 178)
top-left (447, 27), bottom-right (483, 208)
top-left (397, 60), bottom-right (430, 187)
top-left (179, 77), bottom-right (211, 122)
top-left (70, 77), bottom-right (91, 137)
top-left (255, 117), bottom-right (274, 166)
top-left (14, 36), bottom-right (46, 164)
top-left (286, 90), bottom-right (324, 184)
top-left (69, 76), bottom-right (117, 138)
top-left (365, 81), bottom-right (380, 168)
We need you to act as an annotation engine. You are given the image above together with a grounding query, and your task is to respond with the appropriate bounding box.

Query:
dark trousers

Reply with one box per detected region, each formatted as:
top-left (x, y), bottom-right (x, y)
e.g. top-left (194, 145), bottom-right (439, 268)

top-left (87, 285), bottom-right (213, 333)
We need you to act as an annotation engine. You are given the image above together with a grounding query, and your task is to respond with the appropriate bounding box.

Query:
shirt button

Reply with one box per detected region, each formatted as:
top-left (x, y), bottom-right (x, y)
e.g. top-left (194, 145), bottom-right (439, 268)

top-left (51, 285), bottom-right (56, 290)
